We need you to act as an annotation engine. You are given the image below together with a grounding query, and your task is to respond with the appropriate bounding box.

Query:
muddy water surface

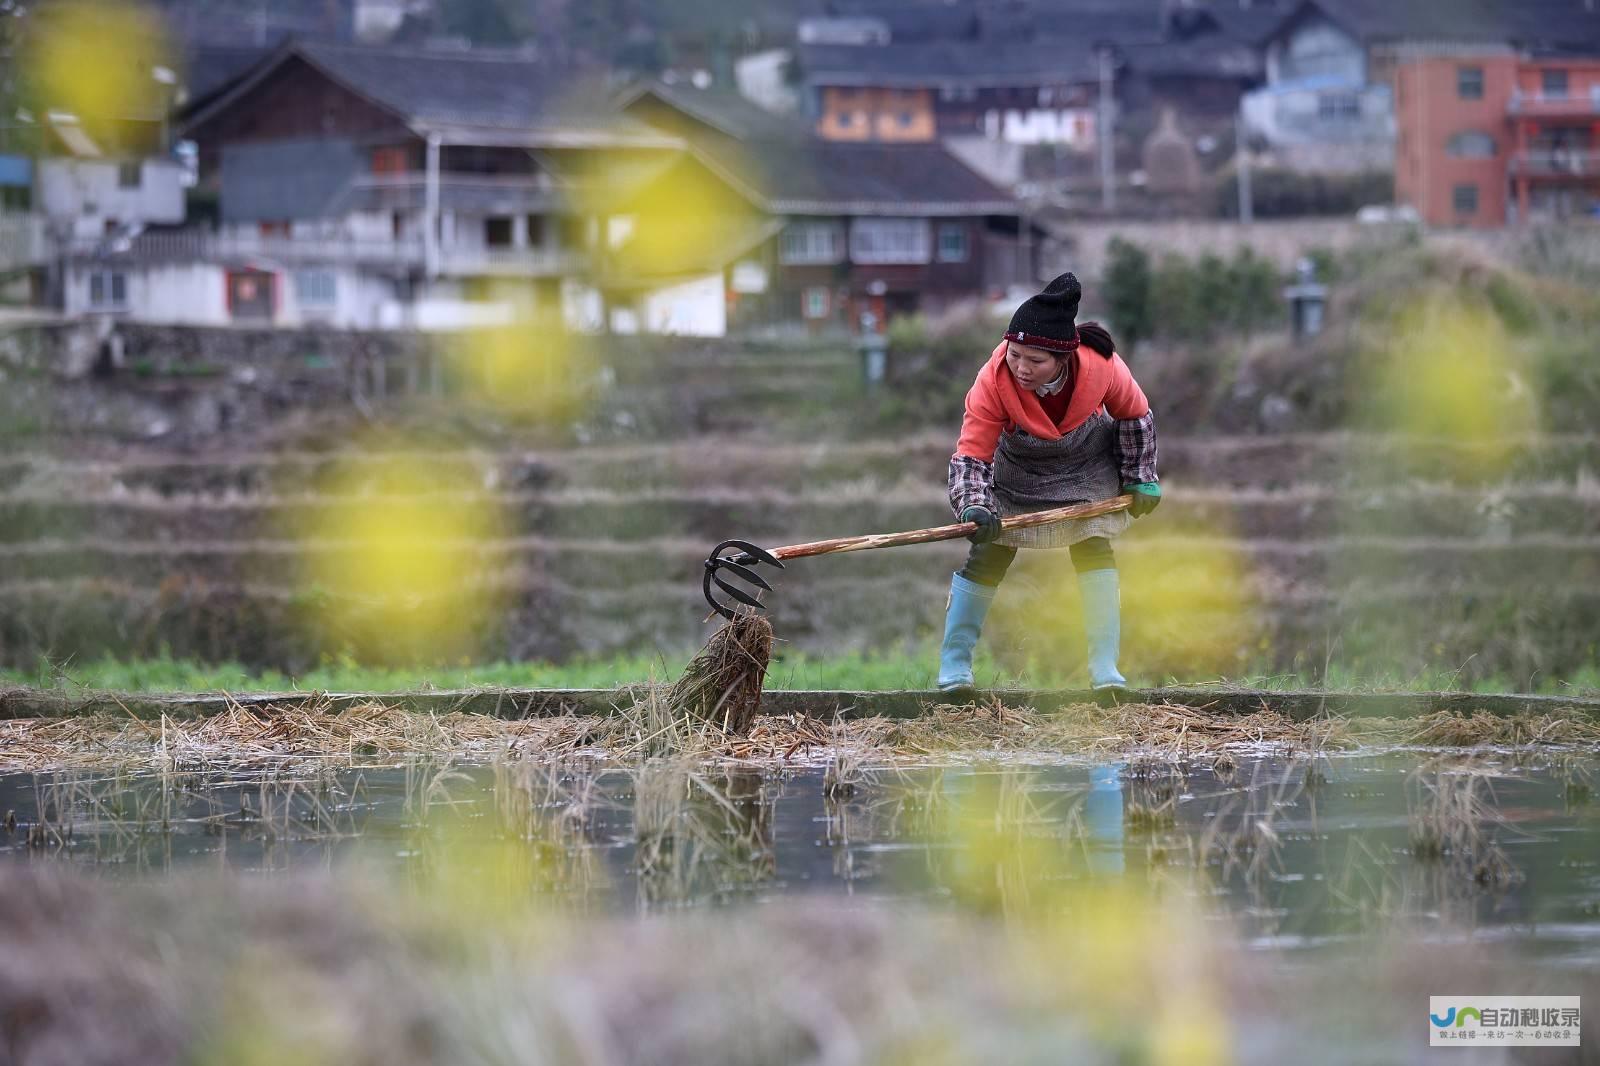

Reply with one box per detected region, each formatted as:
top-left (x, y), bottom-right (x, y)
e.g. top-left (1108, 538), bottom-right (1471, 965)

top-left (3, 751), bottom-right (1597, 961)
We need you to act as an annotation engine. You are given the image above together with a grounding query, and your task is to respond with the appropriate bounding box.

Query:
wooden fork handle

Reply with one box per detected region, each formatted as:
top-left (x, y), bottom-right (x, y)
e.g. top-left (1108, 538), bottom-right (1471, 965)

top-left (768, 495), bottom-right (1134, 561)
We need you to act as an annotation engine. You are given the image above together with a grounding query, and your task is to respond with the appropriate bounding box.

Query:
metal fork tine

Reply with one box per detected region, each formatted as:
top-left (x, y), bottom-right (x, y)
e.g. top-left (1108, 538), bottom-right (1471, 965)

top-left (711, 574), bottom-right (767, 609)
top-left (703, 539), bottom-right (782, 617)
top-left (713, 559), bottom-right (774, 592)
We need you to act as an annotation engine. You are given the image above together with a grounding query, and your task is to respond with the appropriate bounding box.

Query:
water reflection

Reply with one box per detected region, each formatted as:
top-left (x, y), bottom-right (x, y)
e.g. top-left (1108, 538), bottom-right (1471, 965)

top-left (2, 753), bottom-right (1597, 957)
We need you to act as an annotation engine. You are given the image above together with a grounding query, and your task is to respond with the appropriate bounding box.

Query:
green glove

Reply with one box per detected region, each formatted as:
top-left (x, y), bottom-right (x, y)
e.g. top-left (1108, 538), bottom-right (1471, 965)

top-left (1123, 482), bottom-right (1161, 518)
top-left (961, 505), bottom-right (1002, 544)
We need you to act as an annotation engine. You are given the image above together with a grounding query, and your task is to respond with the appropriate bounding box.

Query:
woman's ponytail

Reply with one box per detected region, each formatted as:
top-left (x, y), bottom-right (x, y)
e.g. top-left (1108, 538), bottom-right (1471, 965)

top-left (1076, 320), bottom-right (1117, 359)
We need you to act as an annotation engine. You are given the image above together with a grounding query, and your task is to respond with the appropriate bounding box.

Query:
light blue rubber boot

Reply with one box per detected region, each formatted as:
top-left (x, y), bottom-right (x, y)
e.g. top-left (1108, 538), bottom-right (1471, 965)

top-left (936, 573), bottom-right (997, 692)
top-left (1083, 762), bottom-right (1126, 876)
top-left (1077, 567), bottom-right (1129, 690)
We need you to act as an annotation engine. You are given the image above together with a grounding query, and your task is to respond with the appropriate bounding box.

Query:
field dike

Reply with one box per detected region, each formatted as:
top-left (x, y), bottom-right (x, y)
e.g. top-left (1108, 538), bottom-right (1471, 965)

top-left (3, 685), bottom-right (1598, 773)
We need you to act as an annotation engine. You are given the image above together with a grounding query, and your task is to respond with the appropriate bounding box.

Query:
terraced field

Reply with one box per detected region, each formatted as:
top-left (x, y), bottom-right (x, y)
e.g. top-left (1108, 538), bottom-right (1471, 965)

top-left (3, 404), bottom-right (1596, 684)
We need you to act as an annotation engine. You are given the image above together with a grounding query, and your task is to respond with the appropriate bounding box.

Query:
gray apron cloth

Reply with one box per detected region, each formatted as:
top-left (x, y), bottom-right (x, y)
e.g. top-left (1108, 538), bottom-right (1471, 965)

top-left (991, 410), bottom-right (1132, 549)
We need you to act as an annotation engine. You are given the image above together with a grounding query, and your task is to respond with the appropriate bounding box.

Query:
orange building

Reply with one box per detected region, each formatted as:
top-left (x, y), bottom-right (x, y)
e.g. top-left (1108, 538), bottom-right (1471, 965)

top-left (815, 87), bottom-right (937, 141)
top-left (1396, 52), bottom-right (1600, 227)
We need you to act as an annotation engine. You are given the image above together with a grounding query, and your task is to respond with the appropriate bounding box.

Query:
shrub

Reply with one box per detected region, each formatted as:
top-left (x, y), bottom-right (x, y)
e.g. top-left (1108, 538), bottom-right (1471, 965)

top-left (1215, 168), bottom-right (1394, 219)
top-left (1102, 238), bottom-right (1153, 349)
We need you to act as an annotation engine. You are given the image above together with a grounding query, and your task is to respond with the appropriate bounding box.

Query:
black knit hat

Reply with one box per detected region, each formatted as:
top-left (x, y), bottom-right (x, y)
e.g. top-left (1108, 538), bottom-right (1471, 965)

top-left (1005, 272), bottom-right (1081, 352)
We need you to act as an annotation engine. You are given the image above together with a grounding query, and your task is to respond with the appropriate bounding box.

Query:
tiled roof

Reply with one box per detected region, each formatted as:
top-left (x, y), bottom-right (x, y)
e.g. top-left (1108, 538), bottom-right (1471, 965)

top-left (184, 41), bottom-right (675, 146)
top-left (1119, 38), bottom-right (1264, 80)
top-left (621, 79), bottom-right (1016, 214)
top-left (1291, 0), bottom-right (1600, 48)
top-left (183, 46), bottom-right (272, 107)
top-left (825, 0), bottom-right (982, 42)
top-left (620, 82), bottom-right (810, 141)
top-left (798, 41), bottom-right (1100, 87)
top-left (702, 137), bottom-right (1017, 214)
top-left (293, 41), bottom-right (653, 135)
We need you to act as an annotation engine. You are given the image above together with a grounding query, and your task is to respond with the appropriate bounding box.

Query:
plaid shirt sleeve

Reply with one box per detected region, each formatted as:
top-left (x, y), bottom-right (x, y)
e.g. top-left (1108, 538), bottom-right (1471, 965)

top-left (948, 454), bottom-right (997, 519)
top-left (1114, 411), bottom-right (1159, 486)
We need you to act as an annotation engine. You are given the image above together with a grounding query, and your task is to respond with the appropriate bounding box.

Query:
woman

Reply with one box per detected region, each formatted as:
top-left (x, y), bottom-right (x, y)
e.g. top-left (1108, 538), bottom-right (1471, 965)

top-left (939, 272), bottom-right (1161, 693)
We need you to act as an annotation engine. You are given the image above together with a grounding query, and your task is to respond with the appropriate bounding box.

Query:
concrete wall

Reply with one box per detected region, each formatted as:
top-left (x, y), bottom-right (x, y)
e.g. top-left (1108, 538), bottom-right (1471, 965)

top-left (37, 159), bottom-right (186, 234)
top-left (641, 273), bottom-right (727, 336)
top-left (64, 262), bottom-right (229, 324)
top-left (284, 267), bottom-right (399, 329)
top-left (62, 261), bottom-right (406, 330)
top-left (1052, 218), bottom-right (1418, 280)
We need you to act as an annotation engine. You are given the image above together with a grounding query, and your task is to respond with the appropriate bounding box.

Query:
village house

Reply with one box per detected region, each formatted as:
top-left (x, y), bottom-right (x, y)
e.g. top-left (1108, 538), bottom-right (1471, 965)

top-left (785, 0), bottom-right (1281, 210)
top-left (798, 39), bottom-right (1102, 148)
top-left (619, 80), bottom-right (1037, 332)
top-left (161, 40), bottom-right (727, 332)
top-left (1244, 0), bottom-right (1600, 173)
top-left (1395, 50), bottom-right (1600, 226)
top-left (16, 51), bottom-right (193, 317)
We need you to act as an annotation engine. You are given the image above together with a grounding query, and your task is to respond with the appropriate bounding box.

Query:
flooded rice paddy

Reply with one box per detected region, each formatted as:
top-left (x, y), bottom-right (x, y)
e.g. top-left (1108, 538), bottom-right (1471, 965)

top-left (5, 748), bottom-right (1597, 962)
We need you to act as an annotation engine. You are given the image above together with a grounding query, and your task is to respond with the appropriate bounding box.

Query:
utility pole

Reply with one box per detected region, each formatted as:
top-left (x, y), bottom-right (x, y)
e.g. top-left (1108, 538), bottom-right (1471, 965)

top-left (1236, 109), bottom-right (1254, 223)
top-left (1097, 45), bottom-right (1116, 213)
top-left (423, 132), bottom-right (441, 280)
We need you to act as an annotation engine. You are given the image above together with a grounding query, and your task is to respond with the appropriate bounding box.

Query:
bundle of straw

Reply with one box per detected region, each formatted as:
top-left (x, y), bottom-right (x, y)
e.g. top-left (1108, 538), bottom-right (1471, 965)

top-left (668, 608), bottom-right (774, 735)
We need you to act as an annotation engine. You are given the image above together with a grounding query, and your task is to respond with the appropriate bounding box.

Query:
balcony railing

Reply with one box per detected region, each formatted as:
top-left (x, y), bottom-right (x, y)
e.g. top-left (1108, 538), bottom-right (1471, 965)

top-left (342, 172), bottom-right (562, 213)
top-left (1510, 149), bottom-right (1600, 178)
top-left (65, 231), bottom-right (427, 266)
top-left (437, 246), bottom-right (587, 276)
top-left (1508, 91), bottom-right (1600, 117)
top-left (61, 231), bottom-right (591, 277)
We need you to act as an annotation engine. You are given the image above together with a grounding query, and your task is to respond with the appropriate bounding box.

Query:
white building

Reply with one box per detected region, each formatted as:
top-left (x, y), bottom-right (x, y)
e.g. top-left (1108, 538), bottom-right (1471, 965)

top-left (68, 41), bottom-right (745, 335)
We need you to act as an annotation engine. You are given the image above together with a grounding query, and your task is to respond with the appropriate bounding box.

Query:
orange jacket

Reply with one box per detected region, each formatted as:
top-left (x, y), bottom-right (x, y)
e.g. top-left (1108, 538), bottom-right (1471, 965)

top-left (955, 340), bottom-right (1151, 462)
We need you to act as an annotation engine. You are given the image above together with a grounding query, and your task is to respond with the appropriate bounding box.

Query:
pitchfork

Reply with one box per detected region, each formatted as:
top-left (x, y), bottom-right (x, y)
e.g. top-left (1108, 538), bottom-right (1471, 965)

top-left (702, 495), bottom-right (1134, 619)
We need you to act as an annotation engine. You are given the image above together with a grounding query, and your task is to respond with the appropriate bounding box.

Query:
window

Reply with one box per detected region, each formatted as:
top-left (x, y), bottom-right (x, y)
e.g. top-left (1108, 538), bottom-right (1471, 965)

top-left (116, 161), bottom-right (141, 188)
top-left (1317, 92), bottom-right (1360, 121)
top-left (88, 270), bottom-right (127, 309)
top-left (527, 214), bottom-right (546, 248)
top-left (936, 223), bottom-right (968, 263)
top-left (294, 269), bottom-right (337, 308)
top-left (803, 286), bottom-right (830, 319)
top-left (1543, 69), bottom-right (1569, 98)
top-left (259, 220), bottom-right (290, 237)
top-left (898, 111), bottom-right (915, 127)
top-left (371, 146), bottom-right (409, 175)
top-left (485, 216), bottom-right (513, 247)
top-left (1453, 183), bottom-right (1479, 215)
top-left (849, 218), bottom-right (931, 265)
top-left (779, 221), bottom-right (844, 265)
top-left (1447, 131), bottom-right (1496, 158)
top-left (837, 111), bottom-right (854, 128)
top-left (1457, 66), bottom-right (1484, 100)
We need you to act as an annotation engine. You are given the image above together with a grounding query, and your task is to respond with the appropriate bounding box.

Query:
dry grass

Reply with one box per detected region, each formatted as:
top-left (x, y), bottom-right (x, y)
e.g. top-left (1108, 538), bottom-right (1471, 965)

top-left (667, 609), bottom-right (773, 735)
top-left (0, 697), bottom-right (612, 773)
top-left (1396, 709), bottom-right (1600, 747)
top-left (2, 695), bottom-right (1596, 774)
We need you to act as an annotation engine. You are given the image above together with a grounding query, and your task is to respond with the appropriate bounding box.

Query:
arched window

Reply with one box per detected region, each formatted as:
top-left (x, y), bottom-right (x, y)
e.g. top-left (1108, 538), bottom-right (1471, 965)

top-left (1447, 131), bottom-right (1497, 158)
